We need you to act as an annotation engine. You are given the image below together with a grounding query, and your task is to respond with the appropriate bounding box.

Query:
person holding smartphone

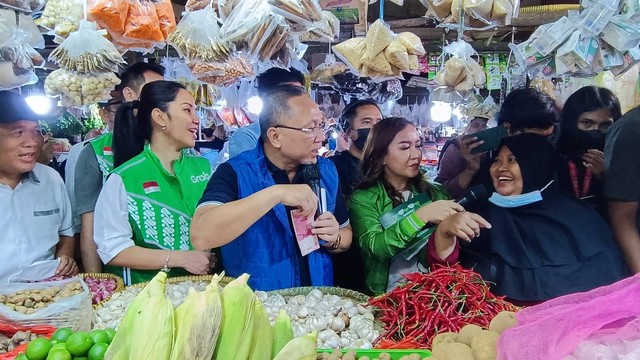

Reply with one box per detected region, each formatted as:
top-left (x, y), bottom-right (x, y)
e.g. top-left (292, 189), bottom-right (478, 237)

top-left (436, 113), bottom-right (490, 198)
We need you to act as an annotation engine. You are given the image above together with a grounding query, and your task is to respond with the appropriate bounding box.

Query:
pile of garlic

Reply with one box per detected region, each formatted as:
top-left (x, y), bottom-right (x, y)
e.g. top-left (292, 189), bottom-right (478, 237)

top-left (256, 289), bottom-right (379, 349)
top-left (93, 280), bottom-right (208, 330)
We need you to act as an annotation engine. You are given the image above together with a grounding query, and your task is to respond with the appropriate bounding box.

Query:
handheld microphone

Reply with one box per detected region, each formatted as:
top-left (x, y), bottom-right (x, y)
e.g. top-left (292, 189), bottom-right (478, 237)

top-left (455, 184), bottom-right (490, 208)
top-left (302, 164), bottom-right (323, 218)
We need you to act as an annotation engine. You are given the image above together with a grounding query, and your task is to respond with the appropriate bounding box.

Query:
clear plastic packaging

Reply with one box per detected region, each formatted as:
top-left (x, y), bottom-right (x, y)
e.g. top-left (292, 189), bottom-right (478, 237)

top-left (168, 5), bottom-right (231, 62)
top-left (219, 0), bottom-right (269, 43)
top-left (0, 0), bottom-right (30, 13)
top-left (49, 20), bottom-right (126, 74)
top-left (365, 19), bottom-right (394, 61)
top-left (190, 55), bottom-right (254, 87)
top-left (530, 16), bottom-right (574, 56)
top-left (36, 0), bottom-right (83, 34)
top-left (218, 0), bottom-right (241, 20)
top-left (0, 278), bottom-right (92, 332)
top-left (601, 14), bottom-right (640, 52)
top-left (45, 69), bottom-right (121, 107)
top-left (578, 0), bottom-right (619, 38)
top-left (267, 0), bottom-right (322, 32)
top-left (0, 26), bottom-right (40, 90)
top-left (299, 10), bottom-right (339, 42)
top-left (122, 0), bottom-right (164, 43)
top-left (88, 0), bottom-right (130, 35)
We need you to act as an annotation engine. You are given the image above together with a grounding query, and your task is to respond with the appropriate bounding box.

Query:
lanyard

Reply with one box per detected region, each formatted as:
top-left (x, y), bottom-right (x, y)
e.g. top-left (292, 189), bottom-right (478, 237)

top-left (568, 161), bottom-right (592, 199)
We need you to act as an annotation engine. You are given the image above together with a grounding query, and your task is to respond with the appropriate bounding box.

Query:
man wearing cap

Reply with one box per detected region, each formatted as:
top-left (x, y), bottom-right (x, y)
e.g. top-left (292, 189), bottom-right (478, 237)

top-left (328, 100), bottom-right (382, 293)
top-left (74, 62), bottom-right (164, 273)
top-left (0, 90), bottom-right (78, 281)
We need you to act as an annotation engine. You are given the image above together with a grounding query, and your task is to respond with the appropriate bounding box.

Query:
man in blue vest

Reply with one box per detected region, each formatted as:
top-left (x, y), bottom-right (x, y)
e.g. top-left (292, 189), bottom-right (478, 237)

top-left (192, 85), bottom-right (353, 291)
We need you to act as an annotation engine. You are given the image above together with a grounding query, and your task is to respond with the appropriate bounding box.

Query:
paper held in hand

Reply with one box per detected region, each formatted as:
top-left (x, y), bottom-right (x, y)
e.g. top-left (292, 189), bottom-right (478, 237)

top-left (291, 210), bottom-right (320, 256)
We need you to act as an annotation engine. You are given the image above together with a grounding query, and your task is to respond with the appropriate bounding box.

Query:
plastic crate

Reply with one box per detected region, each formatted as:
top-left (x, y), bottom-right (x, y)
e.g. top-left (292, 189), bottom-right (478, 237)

top-left (317, 349), bottom-right (432, 359)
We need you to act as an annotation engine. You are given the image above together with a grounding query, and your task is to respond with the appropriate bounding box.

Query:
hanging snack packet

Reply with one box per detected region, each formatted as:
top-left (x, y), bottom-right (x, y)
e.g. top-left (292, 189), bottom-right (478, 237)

top-left (219, 0), bottom-right (269, 44)
top-left (156, 0), bottom-right (176, 39)
top-left (384, 39), bottom-right (410, 71)
top-left (332, 37), bottom-right (367, 73)
top-left (88, 0), bottom-right (130, 35)
top-left (491, 0), bottom-right (514, 25)
top-left (398, 32), bottom-right (426, 56)
top-left (365, 19), bottom-right (394, 61)
top-left (218, 0), bottom-right (241, 20)
top-left (463, 0), bottom-right (493, 25)
top-left (168, 5), bottom-right (230, 61)
top-left (363, 51), bottom-right (393, 75)
top-left (122, 0), bottom-right (164, 43)
top-left (267, 0), bottom-right (322, 32)
top-left (49, 20), bottom-right (126, 74)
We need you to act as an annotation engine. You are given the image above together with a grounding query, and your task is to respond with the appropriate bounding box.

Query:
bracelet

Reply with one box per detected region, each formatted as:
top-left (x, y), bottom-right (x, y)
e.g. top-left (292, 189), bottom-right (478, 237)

top-left (331, 234), bottom-right (342, 250)
top-left (162, 250), bottom-right (172, 272)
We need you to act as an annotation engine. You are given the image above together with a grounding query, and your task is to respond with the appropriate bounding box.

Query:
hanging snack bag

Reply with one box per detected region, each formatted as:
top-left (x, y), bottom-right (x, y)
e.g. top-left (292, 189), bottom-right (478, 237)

top-left (155, 0), bottom-right (176, 39)
top-left (332, 37), bottom-right (367, 74)
top-left (88, 0), bottom-right (130, 35)
top-left (49, 20), bottom-right (126, 74)
top-left (218, 0), bottom-right (241, 20)
top-left (168, 5), bottom-right (230, 61)
top-left (421, 0), bottom-right (453, 20)
top-left (219, 0), bottom-right (269, 44)
top-left (36, 0), bottom-right (83, 34)
top-left (122, 0), bottom-right (164, 43)
top-left (491, 0), bottom-right (514, 25)
top-left (267, 0), bottom-right (322, 32)
top-left (0, 28), bottom-right (39, 90)
top-left (384, 39), bottom-right (410, 71)
top-left (398, 32), bottom-right (426, 56)
top-left (248, 14), bottom-right (291, 61)
top-left (365, 19), bottom-right (394, 61)
top-left (311, 54), bottom-right (348, 85)
top-left (462, 0), bottom-right (493, 25)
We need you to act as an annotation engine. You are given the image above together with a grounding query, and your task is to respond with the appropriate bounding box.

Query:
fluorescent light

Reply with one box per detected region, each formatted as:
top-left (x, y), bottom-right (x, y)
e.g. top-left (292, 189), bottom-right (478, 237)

top-left (431, 101), bottom-right (452, 122)
top-left (25, 95), bottom-right (51, 115)
top-left (246, 96), bottom-right (263, 115)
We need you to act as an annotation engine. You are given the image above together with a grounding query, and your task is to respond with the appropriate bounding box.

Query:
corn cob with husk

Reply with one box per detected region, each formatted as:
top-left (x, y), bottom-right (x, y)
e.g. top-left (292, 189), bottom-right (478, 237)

top-left (104, 271), bottom-right (173, 360)
top-left (271, 309), bottom-right (294, 358)
top-left (170, 273), bottom-right (223, 360)
top-left (214, 273), bottom-right (256, 360)
top-left (273, 330), bottom-right (318, 360)
top-left (248, 299), bottom-right (273, 360)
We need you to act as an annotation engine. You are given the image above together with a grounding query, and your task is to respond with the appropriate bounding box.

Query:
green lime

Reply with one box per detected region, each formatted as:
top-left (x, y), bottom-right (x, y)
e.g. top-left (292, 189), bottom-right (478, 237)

top-left (49, 340), bottom-right (59, 346)
top-left (25, 338), bottom-right (52, 360)
top-left (50, 343), bottom-right (67, 352)
top-left (16, 354), bottom-right (28, 360)
top-left (88, 330), bottom-right (109, 346)
top-left (46, 349), bottom-right (72, 360)
top-left (87, 343), bottom-right (108, 360)
top-left (65, 332), bottom-right (93, 356)
top-left (103, 329), bottom-right (116, 344)
top-left (51, 328), bottom-right (74, 343)
top-left (74, 357), bottom-right (88, 360)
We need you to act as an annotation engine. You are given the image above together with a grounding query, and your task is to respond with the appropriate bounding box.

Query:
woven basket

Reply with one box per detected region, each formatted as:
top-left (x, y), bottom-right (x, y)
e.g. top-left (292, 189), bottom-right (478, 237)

top-left (267, 286), bottom-right (370, 304)
top-left (512, 4), bottom-right (581, 27)
top-left (79, 273), bottom-right (125, 307)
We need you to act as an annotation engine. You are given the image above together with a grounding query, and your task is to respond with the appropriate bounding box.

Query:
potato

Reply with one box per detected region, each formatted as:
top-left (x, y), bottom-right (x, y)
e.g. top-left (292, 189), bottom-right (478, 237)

top-left (471, 330), bottom-right (499, 360)
top-left (432, 332), bottom-right (459, 348)
top-left (432, 342), bottom-right (474, 360)
top-left (458, 324), bottom-right (483, 346)
top-left (489, 311), bottom-right (517, 335)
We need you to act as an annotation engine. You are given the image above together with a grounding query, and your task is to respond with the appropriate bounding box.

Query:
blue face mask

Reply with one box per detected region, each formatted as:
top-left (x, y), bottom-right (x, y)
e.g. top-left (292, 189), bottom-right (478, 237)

top-left (488, 181), bottom-right (554, 208)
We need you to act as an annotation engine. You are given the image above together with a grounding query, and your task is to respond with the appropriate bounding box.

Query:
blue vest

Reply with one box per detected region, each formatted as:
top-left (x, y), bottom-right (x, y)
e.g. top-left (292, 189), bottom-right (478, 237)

top-left (224, 145), bottom-right (339, 291)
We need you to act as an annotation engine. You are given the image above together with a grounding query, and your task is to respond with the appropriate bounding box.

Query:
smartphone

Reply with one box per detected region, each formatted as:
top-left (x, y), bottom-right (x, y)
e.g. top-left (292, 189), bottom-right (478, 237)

top-left (463, 125), bottom-right (508, 154)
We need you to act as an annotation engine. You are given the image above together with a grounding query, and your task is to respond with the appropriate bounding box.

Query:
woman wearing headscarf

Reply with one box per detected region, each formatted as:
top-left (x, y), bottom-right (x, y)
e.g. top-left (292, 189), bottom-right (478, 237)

top-left (430, 133), bottom-right (628, 303)
top-left (555, 86), bottom-right (622, 219)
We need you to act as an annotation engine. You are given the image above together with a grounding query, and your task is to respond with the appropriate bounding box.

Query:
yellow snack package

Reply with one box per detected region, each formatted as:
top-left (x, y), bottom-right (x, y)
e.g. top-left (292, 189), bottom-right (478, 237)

top-left (385, 39), bottom-right (410, 70)
top-left (365, 19), bottom-right (394, 60)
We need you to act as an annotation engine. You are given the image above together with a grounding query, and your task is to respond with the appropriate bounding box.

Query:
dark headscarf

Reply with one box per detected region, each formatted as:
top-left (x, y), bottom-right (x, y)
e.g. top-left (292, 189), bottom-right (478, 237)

top-left (495, 133), bottom-right (556, 193)
top-left (461, 133), bottom-right (628, 302)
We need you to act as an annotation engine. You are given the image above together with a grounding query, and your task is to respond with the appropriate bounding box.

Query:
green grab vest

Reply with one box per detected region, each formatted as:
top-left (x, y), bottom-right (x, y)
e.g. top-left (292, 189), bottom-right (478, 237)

top-left (108, 144), bottom-right (212, 285)
top-left (89, 133), bottom-right (114, 183)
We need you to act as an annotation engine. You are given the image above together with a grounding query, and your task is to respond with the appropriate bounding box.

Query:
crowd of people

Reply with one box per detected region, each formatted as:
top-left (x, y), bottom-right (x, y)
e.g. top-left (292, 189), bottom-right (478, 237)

top-left (1, 63), bottom-right (637, 305)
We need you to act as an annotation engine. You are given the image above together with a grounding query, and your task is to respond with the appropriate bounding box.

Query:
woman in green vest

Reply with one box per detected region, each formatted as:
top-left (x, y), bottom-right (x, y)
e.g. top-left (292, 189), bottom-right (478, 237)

top-left (93, 80), bottom-right (214, 285)
top-left (349, 117), bottom-right (489, 295)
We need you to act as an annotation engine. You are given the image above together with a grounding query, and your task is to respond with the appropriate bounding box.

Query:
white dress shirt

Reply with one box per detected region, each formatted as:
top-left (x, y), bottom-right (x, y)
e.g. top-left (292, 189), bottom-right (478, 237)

top-left (93, 174), bottom-right (135, 265)
top-left (0, 163), bottom-right (74, 281)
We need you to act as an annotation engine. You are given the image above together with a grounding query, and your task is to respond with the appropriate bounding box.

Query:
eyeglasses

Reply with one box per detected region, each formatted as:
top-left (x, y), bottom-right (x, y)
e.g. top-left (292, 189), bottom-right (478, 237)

top-left (274, 122), bottom-right (327, 135)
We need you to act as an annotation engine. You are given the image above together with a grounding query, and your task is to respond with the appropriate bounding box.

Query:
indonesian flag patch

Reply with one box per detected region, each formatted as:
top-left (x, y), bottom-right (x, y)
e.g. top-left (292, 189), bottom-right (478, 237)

top-left (103, 146), bottom-right (113, 156)
top-left (143, 181), bottom-right (160, 194)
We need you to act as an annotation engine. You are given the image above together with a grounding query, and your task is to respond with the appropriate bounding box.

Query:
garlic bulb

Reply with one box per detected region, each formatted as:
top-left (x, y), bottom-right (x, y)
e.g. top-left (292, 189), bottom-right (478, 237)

top-left (329, 316), bottom-right (346, 332)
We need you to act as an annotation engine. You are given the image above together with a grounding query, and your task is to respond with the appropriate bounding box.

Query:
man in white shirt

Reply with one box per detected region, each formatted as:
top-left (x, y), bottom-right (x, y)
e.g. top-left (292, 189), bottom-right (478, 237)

top-left (0, 90), bottom-right (77, 281)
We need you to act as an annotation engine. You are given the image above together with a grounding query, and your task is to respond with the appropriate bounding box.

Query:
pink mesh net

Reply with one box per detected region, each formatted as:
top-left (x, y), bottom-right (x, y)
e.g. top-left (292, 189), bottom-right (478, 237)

top-left (498, 274), bottom-right (640, 360)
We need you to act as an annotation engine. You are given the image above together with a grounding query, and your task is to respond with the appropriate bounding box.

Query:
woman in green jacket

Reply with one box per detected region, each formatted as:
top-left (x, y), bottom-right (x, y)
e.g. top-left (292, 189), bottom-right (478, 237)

top-left (350, 117), bottom-right (475, 294)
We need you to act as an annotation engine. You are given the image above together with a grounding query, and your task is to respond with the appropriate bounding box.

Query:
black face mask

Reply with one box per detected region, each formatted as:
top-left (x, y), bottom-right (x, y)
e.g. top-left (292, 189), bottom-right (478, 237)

top-left (354, 128), bottom-right (371, 151)
top-left (569, 129), bottom-right (606, 153)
